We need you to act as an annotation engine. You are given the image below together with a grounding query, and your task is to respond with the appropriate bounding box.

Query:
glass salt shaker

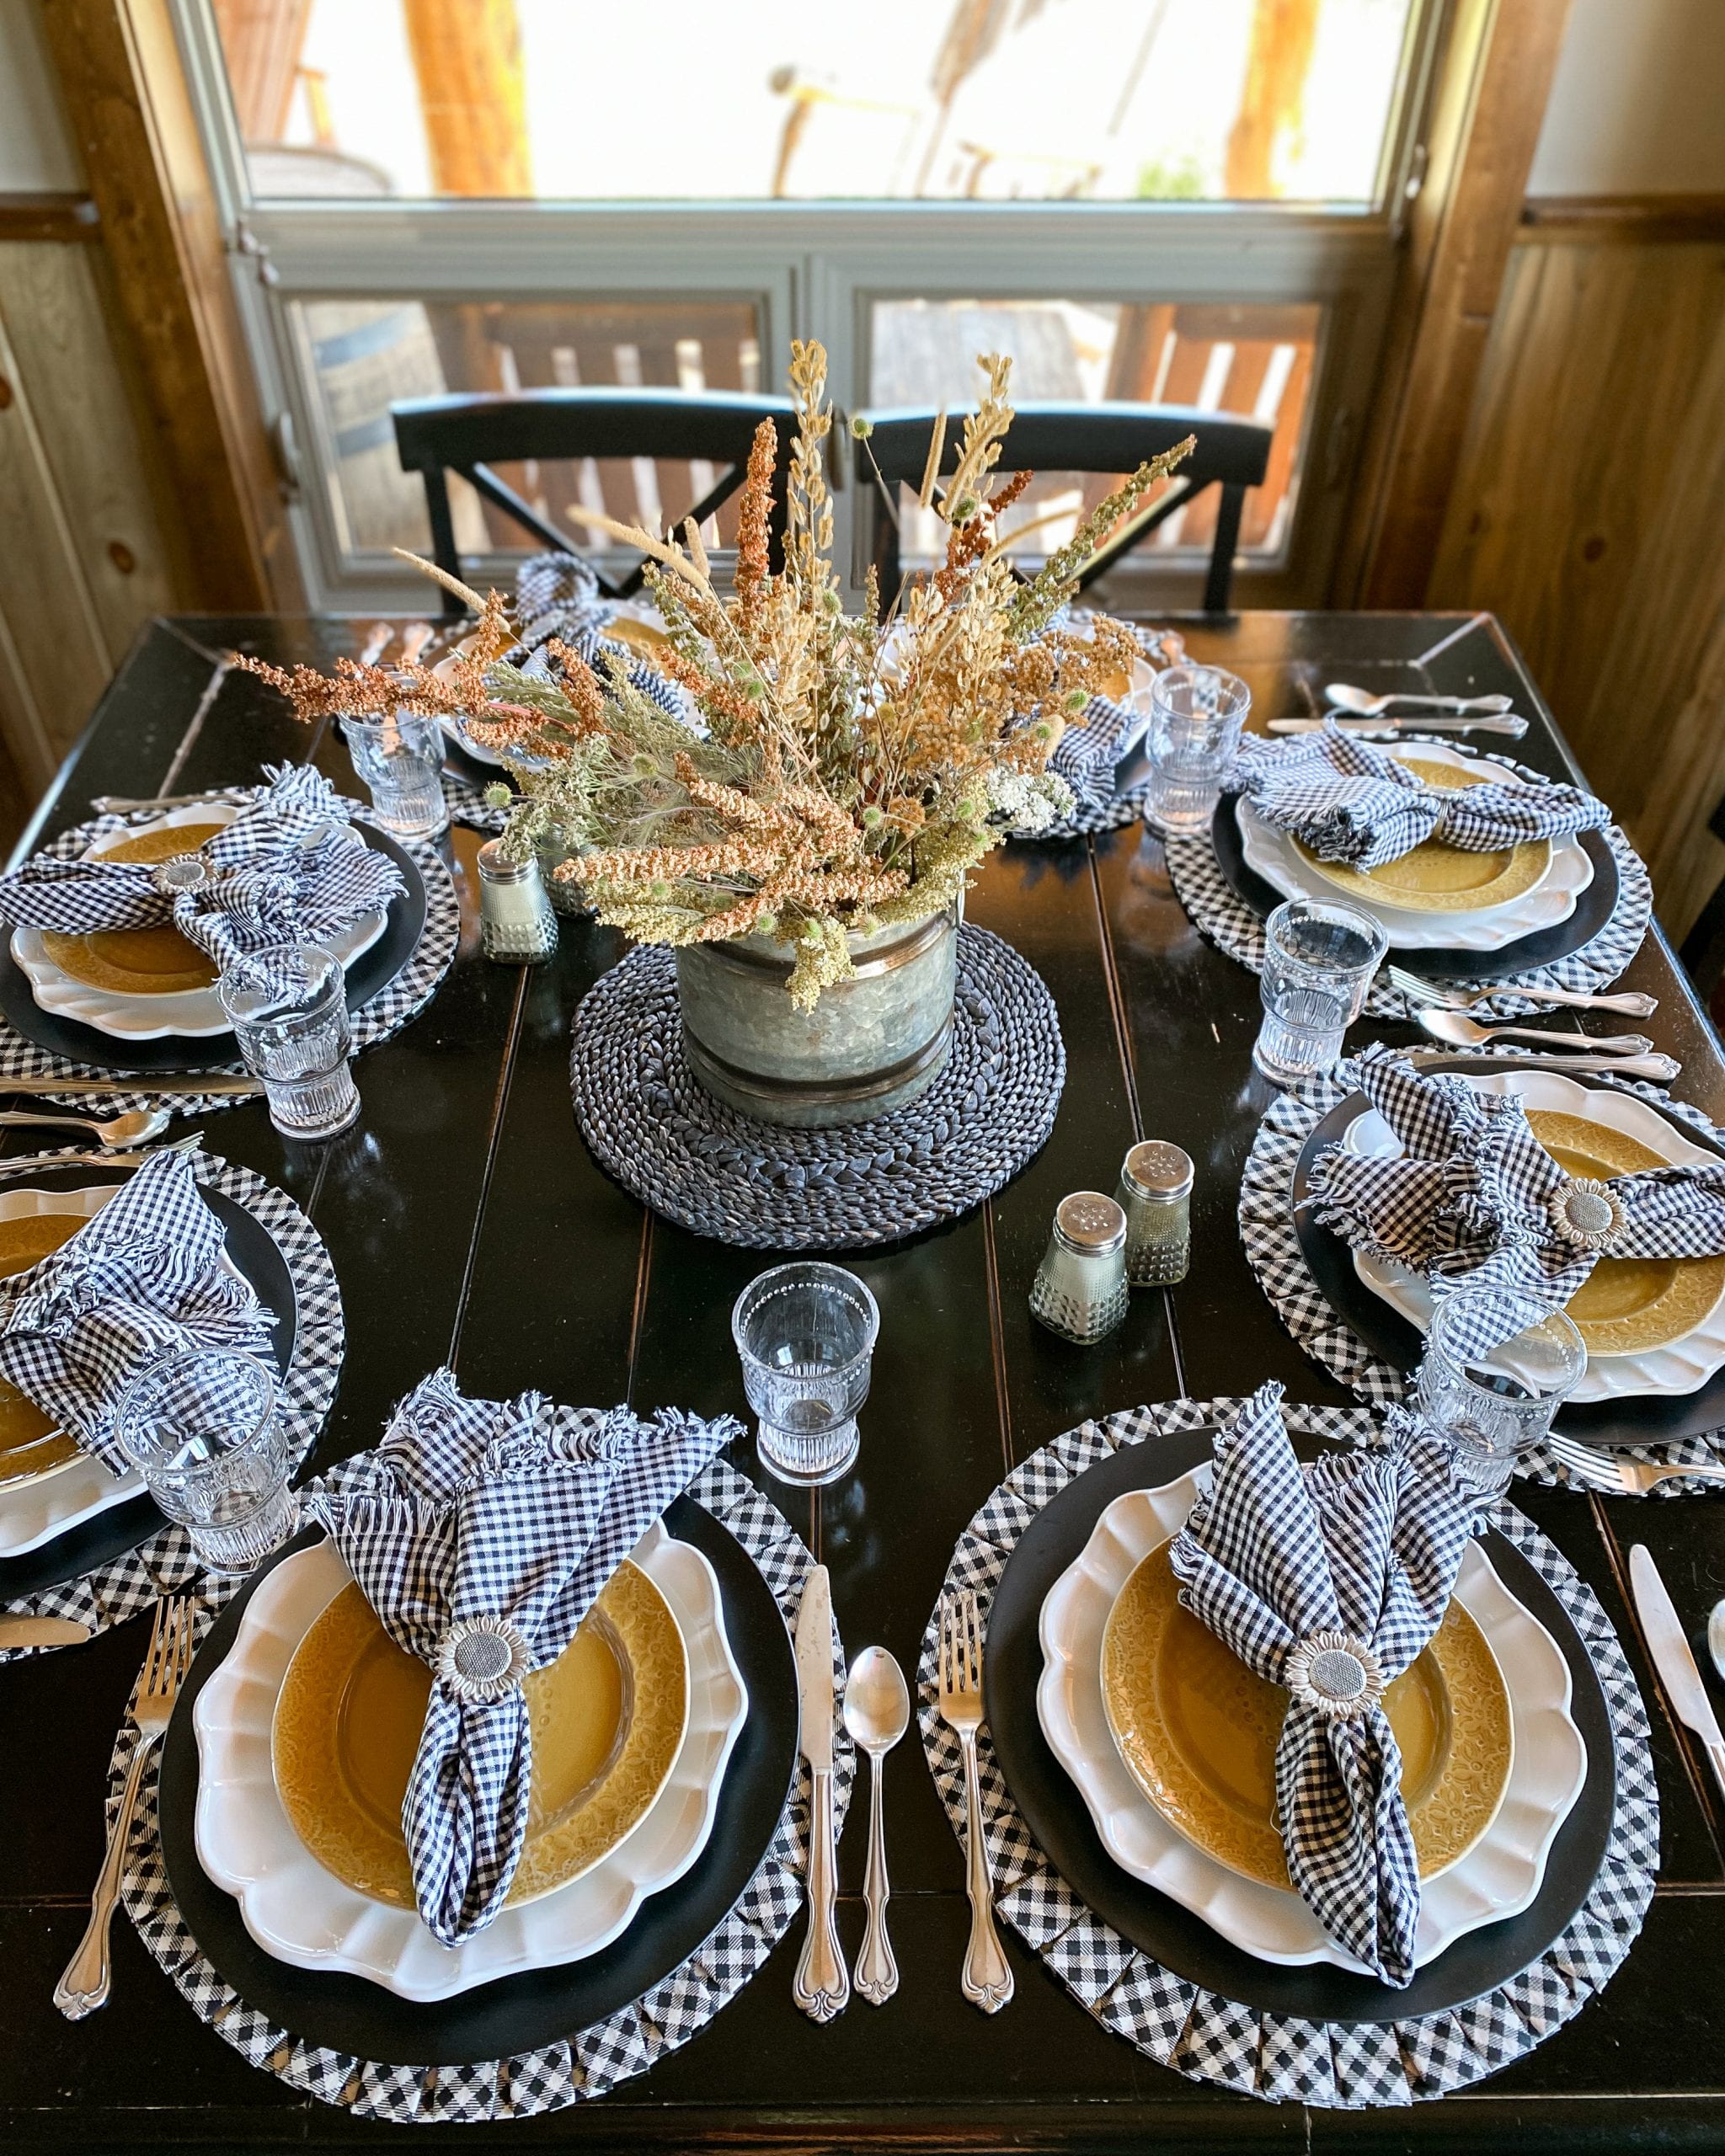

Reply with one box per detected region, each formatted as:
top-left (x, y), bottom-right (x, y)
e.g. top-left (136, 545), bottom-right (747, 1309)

top-left (1116, 1140), bottom-right (1194, 1287)
top-left (477, 840), bottom-right (558, 962)
top-left (1029, 1193), bottom-right (1130, 1345)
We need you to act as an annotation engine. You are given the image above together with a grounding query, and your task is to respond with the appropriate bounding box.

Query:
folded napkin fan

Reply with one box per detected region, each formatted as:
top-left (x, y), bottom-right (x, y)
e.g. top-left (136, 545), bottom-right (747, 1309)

top-left (1307, 1048), bottom-right (1725, 1346)
top-left (0, 1150), bottom-right (276, 1476)
top-left (1169, 1382), bottom-right (1478, 1985)
top-left (0, 764), bottom-right (404, 975)
top-left (1230, 720), bottom-right (1610, 869)
top-left (305, 1369), bottom-right (740, 1946)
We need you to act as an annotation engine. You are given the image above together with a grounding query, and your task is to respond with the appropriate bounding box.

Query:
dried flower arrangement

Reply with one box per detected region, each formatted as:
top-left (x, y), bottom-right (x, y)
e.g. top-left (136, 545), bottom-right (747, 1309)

top-left (238, 342), bottom-right (1191, 1006)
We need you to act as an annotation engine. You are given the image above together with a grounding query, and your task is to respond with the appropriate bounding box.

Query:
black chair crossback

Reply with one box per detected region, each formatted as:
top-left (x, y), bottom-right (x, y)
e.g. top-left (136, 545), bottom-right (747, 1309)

top-left (391, 388), bottom-right (797, 616)
top-left (851, 401), bottom-right (1272, 614)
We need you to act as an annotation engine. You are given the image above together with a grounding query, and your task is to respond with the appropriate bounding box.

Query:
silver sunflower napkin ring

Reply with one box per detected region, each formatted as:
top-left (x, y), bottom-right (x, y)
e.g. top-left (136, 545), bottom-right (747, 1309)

top-left (435, 1614), bottom-right (531, 1703)
top-left (1284, 1630), bottom-right (1386, 1721)
top-left (152, 854), bottom-right (210, 895)
top-left (1546, 1176), bottom-right (1625, 1251)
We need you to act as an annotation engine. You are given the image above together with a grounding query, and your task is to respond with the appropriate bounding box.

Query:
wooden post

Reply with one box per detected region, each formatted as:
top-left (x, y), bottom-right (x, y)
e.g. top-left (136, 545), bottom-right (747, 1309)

top-left (208, 0), bottom-right (312, 142)
top-left (401, 0), bottom-right (532, 198)
top-left (1225, 0), bottom-right (1320, 200)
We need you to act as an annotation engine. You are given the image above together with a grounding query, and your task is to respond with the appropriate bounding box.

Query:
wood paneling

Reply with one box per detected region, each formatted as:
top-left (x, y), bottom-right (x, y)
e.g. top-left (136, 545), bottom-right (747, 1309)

top-left (1430, 211), bottom-right (1725, 938)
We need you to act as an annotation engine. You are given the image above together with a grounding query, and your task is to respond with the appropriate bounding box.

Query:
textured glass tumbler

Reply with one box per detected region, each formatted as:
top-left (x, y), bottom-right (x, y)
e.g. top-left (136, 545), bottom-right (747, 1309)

top-left (1253, 897), bottom-right (1389, 1083)
top-left (218, 946), bottom-right (360, 1140)
top-left (339, 712), bottom-right (449, 840)
top-left (115, 1348), bottom-right (297, 1574)
top-left (731, 1262), bottom-right (879, 1486)
top-left (1142, 665), bottom-right (1251, 834)
top-left (1416, 1288), bottom-right (1587, 1500)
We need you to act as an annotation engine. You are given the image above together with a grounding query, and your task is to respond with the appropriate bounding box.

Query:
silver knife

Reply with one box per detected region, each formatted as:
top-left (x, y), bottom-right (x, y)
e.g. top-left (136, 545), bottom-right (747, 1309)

top-left (1630, 1544), bottom-right (1725, 1804)
top-left (0, 1077), bottom-right (262, 1097)
top-left (791, 1564), bottom-right (849, 2022)
top-left (0, 1616), bottom-right (91, 1650)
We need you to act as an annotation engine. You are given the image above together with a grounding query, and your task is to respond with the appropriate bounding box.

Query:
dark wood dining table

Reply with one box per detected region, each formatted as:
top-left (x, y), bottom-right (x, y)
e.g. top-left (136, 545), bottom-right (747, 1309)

top-left (3, 608), bottom-right (1722, 2153)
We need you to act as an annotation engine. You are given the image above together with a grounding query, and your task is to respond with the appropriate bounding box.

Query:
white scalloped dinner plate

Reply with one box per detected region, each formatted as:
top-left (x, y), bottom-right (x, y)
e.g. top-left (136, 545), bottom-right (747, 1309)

top-left (1236, 741), bottom-right (1595, 952)
top-left (1341, 1068), bottom-right (1725, 1401)
top-left (1038, 1467), bottom-right (1586, 1974)
top-left (12, 803), bottom-right (387, 1041)
top-left (194, 1517), bottom-right (749, 2000)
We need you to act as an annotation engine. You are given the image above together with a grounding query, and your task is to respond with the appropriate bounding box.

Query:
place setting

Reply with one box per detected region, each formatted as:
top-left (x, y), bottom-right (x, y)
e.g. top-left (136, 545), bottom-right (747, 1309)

top-left (917, 1378), bottom-right (1658, 2106)
top-left (0, 760), bottom-right (459, 1123)
top-left (87, 1366), bottom-right (856, 2127)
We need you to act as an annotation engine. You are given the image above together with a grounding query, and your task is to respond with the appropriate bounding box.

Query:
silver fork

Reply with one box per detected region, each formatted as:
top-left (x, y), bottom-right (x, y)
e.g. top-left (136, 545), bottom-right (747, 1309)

top-left (937, 1589), bottom-right (1013, 2014)
top-left (54, 1598), bottom-right (195, 2018)
top-left (1545, 1435), bottom-right (1725, 1495)
top-left (1388, 964), bottom-right (1657, 1019)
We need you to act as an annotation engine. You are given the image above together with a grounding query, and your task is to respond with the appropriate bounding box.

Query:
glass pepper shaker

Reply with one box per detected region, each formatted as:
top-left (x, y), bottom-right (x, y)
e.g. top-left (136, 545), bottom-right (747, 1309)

top-left (477, 840), bottom-right (558, 963)
top-left (1116, 1140), bottom-right (1194, 1287)
top-left (1029, 1193), bottom-right (1130, 1345)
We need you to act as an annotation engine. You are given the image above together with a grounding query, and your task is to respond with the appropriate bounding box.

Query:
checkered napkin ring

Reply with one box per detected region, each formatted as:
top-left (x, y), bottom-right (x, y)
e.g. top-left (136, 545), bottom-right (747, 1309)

top-left (0, 763), bottom-right (403, 974)
top-left (1169, 1382), bottom-right (1478, 1985)
top-left (1230, 720), bottom-right (1610, 868)
top-left (1306, 1048), bottom-right (1725, 1346)
top-left (303, 1368), bottom-right (740, 1947)
top-left (0, 1150), bottom-right (276, 1475)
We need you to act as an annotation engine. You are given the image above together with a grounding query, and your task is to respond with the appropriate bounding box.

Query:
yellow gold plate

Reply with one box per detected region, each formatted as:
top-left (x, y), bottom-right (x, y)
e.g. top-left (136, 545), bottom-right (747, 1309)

top-left (272, 1559), bottom-right (688, 1910)
top-left (40, 823), bottom-right (227, 996)
top-left (602, 614), bottom-right (671, 659)
top-left (1295, 757), bottom-right (1551, 915)
top-left (1525, 1108), bottom-right (1725, 1356)
top-left (0, 1213), bottom-right (83, 1486)
top-left (1101, 1541), bottom-right (1512, 1889)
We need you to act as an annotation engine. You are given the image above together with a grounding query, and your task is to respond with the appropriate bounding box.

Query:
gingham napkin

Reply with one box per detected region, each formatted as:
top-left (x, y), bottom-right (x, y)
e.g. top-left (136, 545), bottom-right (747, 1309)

top-left (509, 551), bottom-right (690, 722)
top-left (0, 764), bottom-right (403, 979)
top-left (1169, 1382), bottom-right (1477, 1985)
top-left (0, 1150), bottom-right (276, 1475)
top-left (1307, 1049), bottom-right (1725, 1348)
top-left (1230, 721), bottom-right (1610, 868)
top-left (1048, 691), bottom-right (1144, 813)
top-left (304, 1368), bottom-right (738, 1946)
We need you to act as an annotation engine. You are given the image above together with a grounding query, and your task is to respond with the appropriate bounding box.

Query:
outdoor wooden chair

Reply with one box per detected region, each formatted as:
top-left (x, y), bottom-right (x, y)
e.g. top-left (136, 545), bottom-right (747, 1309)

top-left (850, 402), bottom-right (1273, 613)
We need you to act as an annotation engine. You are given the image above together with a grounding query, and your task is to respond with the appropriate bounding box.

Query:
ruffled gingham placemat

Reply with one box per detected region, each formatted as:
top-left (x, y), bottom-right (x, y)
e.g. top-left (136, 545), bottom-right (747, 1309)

top-left (104, 1456), bottom-right (852, 2127)
top-left (570, 925), bottom-right (1065, 1250)
top-left (919, 1397), bottom-right (1658, 2107)
top-left (1240, 1054), bottom-right (1725, 1490)
top-left (0, 1150), bottom-right (344, 1646)
top-left (0, 798), bottom-right (459, 1116)
top-left (1163, 750), bottom-right (1653, 1023)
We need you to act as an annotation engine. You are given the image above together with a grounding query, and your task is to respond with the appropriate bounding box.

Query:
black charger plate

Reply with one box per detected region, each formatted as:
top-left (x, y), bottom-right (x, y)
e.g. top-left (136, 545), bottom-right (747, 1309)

top-left (984, 1425), bottom-right (1616, 2025)
top-left (0, 822), bottom-right (427, 1075)
top-left (1210, 795), bottom-right (1619, 984)
top-left (155, 1492), bottom-right (798, 2068)
top-left (1292, 1067), bottom-right (1725, 1449)
top-left (0, 1163), bottom-right (296, 1603)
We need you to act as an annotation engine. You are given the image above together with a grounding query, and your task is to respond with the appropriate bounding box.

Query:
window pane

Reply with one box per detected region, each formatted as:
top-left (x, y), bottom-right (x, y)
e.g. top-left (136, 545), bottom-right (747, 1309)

top-left (292, 295), bottom-right (764, 562)
top-left (868, 297), bottom-right (1319, 568)
top-left (213, 0), bottom-right (1416, 205)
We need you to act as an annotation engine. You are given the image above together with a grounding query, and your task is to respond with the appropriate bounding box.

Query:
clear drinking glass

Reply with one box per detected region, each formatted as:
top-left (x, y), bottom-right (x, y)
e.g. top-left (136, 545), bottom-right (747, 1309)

top-left (1253, 897), bottom-right (1389, 1083)
top-left (339, 712), bottom-right (449, 839)
top-left (218, 945), bottom-right (360, 1140)
top-left (1142, 664), bottom-right (1251, 834)
top-left (1416, 1287), bottom-right (1587, 1500)
top-left (731, 1262), bottom-right (879, 1486)
top-left (115, 1348), bottom-right (297, 1573)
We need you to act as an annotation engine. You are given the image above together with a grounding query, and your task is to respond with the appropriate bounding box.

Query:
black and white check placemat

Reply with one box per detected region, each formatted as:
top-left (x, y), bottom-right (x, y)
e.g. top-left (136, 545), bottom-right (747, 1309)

top-left (104, 1457), bottom-right (851, 2127)
top-left (1240, 1056), bottom-right (1725, 1490)
top-left (570, 925), bottom-right (1065, 1250)
top-left (1164, 751), bottom-right (1653, 1022)
top-left (919, 1397), bottom-right (1658, 2107)
top-left (0, 799), bottom-right (459, 1117)
top-left (0, 1150), bottom-right (344, 1644)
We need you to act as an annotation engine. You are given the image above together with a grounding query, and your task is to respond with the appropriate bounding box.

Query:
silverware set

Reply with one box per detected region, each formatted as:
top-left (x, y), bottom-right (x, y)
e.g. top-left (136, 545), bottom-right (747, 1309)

top-left (1630, 1547), bottom-right (1725, 1806)
top-left (935, 1589), bottom-right (1013, 2014)
top-left (1545, 1436), bottom-right (1725, 1496)
top-left (1268, 683), bottom-right (1528, 738)
top-left (1387, 965), bottom-right (1657, 1019)
top-left (1406, 1046), bottom-right (1680, 1082)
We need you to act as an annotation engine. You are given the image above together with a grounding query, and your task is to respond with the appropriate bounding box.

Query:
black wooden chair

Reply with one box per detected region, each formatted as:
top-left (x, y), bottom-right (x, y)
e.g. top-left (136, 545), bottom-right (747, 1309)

top-left (851, 402), bottom-right (1273, 613)
top-left (392, 388), bottom-right (797, 616)
top-left (1679, 790), bottom-right (1725, 1001)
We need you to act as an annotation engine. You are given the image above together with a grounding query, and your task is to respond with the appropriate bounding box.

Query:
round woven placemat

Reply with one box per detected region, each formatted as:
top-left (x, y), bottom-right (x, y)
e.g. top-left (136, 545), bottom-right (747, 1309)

top-left (569, 925), bottom-right (1065, 1250)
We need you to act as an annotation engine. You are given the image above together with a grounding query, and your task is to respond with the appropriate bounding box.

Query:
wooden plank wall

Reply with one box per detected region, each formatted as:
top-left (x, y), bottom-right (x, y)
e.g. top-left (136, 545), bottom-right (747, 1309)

top-left (1429, 197), bottom-right (1725, 941)
top-left (0, 195), bottom-right (183, 845)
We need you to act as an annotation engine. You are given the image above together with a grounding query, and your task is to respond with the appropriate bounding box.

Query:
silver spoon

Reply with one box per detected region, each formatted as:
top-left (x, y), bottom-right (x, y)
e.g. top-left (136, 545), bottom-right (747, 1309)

top-left (0, 1108), bottom-right (173, 1150)
top-left (1269, 714), bottom-right (1529, 739)
top-left (1416, 1011), bottom-right (1653, 1058)
top-left (842, 1645), bottom-right (910, 2006)
top-left (1709, 1602), bottom-right (1725, 1682)
top-left (1327, 684), bottom-right (1514, 718)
